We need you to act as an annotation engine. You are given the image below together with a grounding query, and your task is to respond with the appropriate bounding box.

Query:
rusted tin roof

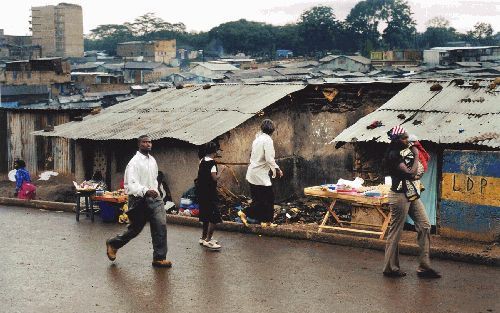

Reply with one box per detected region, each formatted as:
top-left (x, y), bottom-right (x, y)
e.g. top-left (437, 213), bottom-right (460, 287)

top-left (333, 81), bottom-right (500, 148)
top-left (33, 84), bottom-right (305, 145)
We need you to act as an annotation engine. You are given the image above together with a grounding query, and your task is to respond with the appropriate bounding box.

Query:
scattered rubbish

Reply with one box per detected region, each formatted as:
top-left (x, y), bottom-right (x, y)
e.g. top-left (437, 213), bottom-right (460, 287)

top-left (452, 79), bottom-right (465, 86)
top-left (43, 125), bottom-right (54, 132)
top-left (337, 177), bottom-right (364, 190)
top-left (90, 108), bottom-right (101, 115)
top-left (8, 169), bottom-right (16, 182)
top-left (164, 201), bottom-right (175, 211)
top-left (397, 114), bottom-right (406, 120)
top-left (430, 83), bottom-right (442, 91)
top-left (203, 84), bottom-right (212, 90)
top-left (38, 171), bottom-right (59, 181)
top-left (322, 88), bottom-right (339, 102)
top-left (357, 88), bottom-right (364, 97)
top-left (366, 121), bottom-right (383, 129)
top-left (459, 129), bottom-right (465, 133)
top-left (471, 82), bottom-right (480, 89)
top-left (176, 84), bottom-right (184, 89)
top-left (412, 120), bottom-right (422, 125)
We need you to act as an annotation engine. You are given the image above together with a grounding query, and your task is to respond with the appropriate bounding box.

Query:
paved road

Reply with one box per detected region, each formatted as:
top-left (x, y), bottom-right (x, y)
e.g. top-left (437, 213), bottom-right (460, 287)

top-left (0, 206), bottom-right (498, 313)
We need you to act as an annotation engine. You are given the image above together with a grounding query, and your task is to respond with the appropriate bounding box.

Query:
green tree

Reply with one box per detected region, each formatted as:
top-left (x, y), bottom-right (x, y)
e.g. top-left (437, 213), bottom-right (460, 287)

top-left (209, 19), bottom-right (275, 56)
top-left (127, 13), bottom-right (186, 37)
top-left (426, 16), bottom-right (450, 28)
top-left (382, 0), bottom-right (416, 49)
top-left (467, 22), bottom-right (495, 45)
top-left (346, 0), bottom-right (417, 53)
top-left (88, 24), bottom-right (133, 40)
top-left (297, 6), bottom-right (339, 56)
top-left (273, 24), bottom-right (303, 55)
top-left (420, 17), bottom-right (459, 48)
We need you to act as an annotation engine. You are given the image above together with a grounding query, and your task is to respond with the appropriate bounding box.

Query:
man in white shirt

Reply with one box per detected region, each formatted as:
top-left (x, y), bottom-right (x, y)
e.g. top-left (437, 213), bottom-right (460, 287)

top-left (239, 119), bottom-right (283, 227)
top-left (106, 135), bottom-right (172, 268)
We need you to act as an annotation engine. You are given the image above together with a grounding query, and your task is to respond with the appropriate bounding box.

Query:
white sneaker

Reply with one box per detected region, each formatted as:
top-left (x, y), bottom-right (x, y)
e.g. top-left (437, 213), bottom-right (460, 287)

top-left (202, 239), bottom-right (221, 250)
top-left (199, 238), bottom-right (218, 245)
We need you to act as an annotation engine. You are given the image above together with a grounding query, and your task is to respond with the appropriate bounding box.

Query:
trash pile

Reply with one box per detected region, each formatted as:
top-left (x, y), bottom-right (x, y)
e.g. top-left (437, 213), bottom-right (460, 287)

top-left (273, 198), bottom-right (329, 224)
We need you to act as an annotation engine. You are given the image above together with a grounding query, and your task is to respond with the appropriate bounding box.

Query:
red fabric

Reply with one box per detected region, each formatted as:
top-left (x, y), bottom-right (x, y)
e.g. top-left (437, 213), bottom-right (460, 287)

top-left (18, 182), bottom-right (36, 200)
top-left (119, 179), bottom-right (124, 189)
top-left (413, 141), bottom-right (430, 171)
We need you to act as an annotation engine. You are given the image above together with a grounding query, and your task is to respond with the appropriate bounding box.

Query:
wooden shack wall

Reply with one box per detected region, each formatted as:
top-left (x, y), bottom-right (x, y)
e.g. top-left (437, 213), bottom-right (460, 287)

top-left (0, 112), bottom-right (8, 173)
top-left (7, 111), bottom-right (73, 175)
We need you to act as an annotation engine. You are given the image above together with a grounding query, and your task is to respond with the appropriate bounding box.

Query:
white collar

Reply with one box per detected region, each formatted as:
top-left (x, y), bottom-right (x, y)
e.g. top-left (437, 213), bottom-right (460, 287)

top-left (204, 156), bottom-right (214, 161)
top-left (136, 151), bottom-right (151, 159)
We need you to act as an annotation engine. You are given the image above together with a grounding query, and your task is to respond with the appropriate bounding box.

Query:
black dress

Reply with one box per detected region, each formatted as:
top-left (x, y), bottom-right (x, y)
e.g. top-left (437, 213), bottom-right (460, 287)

top-left (197, 158), bottom-right (222, 224)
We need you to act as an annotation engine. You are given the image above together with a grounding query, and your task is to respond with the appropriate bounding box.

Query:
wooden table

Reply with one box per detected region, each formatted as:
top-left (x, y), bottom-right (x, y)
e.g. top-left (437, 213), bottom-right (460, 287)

top-left (75, 190), bottom-right (97, 222)
top-left (304, 186), bottom-right (390, 239)
top-left (92, 195), bottom-right (128, 204)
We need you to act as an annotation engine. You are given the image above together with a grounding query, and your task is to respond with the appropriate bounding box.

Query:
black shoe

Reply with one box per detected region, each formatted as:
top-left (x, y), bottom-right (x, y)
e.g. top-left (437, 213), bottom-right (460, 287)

top-left (417, 268), bottom-right (441, 279)
top-left (383, 270), bottom-right (407, 278)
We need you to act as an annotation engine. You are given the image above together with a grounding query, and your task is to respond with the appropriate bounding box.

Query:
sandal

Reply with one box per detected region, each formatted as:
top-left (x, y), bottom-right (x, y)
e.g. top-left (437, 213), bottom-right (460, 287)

top-left (383, 270), bottom-right (407, 278)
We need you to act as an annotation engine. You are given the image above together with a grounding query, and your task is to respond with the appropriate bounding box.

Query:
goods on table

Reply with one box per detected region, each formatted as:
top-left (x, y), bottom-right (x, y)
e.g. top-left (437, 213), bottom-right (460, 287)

top-left (73, 181), bottom-right (98, 192)
top-left (317, 177), bottom-right (390, 197)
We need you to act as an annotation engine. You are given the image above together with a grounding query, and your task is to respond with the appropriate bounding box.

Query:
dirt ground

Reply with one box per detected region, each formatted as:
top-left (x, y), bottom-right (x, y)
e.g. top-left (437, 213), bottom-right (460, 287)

top-left (0, 175), bottom-right (77, 203)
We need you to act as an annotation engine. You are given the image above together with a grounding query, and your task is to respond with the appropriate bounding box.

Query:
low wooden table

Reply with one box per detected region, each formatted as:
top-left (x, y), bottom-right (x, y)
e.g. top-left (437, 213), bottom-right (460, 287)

top-left (304, 186), bottom-right (390, 239)
top-left (75, 189), bottom-right (97, 222)
top-left (92, 195), bottom-right (128, 204)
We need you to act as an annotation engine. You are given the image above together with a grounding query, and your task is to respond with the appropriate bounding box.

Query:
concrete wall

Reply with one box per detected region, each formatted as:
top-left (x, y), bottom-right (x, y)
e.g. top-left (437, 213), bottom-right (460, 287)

top-left (440, 150), bottom-right (499, 242)
top-left (32, 4), bottom-right (83, 57)
top-left (32, 5), bottom-right (56, 57)
top-left (58, 4), bottom-right (84, 57)
top-left (117, 40), bottom-right (176, 64)
top-left (153, 40), bottom-right (177, 63)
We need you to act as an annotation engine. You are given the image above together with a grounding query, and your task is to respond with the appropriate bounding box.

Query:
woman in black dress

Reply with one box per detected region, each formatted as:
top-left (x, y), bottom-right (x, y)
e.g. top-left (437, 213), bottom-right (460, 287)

top-left (197, 142), bottom-right (225, 250)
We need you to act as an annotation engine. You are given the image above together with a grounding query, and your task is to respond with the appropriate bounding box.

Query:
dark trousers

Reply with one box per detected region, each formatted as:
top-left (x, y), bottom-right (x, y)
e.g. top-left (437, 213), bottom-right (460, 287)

top-left (244, 183), bottom-right (275, 223)
top-left (108, 196), bottom-right (168, 261)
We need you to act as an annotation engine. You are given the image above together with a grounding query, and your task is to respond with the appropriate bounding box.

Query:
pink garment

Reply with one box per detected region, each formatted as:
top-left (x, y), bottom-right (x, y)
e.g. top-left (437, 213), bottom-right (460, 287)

top-left (18, 182), bottom-right (36, 200)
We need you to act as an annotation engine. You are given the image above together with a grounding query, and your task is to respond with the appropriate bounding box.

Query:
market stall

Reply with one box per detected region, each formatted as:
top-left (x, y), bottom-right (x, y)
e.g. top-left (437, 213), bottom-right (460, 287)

top-left (74, 180), bottom-right (128, 223)
top-left (304, 180), bottom-right (390, 239)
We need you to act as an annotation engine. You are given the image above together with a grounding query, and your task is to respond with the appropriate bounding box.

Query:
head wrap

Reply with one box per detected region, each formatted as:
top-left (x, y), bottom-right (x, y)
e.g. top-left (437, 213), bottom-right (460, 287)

top-left (387, 125), bottom-right (407, 141)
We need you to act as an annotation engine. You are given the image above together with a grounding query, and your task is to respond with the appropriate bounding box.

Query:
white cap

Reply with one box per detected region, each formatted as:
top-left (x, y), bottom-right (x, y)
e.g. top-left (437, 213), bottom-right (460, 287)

top-left (408, 134), bottom-right (418, 142)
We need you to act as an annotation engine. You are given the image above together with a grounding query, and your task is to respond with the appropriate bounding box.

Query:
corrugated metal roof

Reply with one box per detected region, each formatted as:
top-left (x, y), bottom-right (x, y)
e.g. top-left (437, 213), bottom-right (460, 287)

top-left (192, 62), bottom-right (239, 71)
top-left (0, 84), bottom-right (49, 96)
top-left (123, 62), bottom-right (165, 70)
top-left (333, 81), bottom-right (500, 148)
top-left (319, 55), bottom-right (372, 65)
top-left (380, 82), bottom-right (499, 114)
top-left (33, 84), bottom-right (305, 145)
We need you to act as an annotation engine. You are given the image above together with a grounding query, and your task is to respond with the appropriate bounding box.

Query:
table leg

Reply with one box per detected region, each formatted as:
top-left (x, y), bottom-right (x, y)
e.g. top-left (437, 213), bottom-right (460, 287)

top-left (318, 211), bottom-right (330, 233)
top-left (76, 195), bottom-right (80, 222)
top-left (84, 196), bottom-right (89, 218)
top-left (90, 198), bottom-right (94, 222)
top-left (318, 199), bottom-right (337, 232)
top-left (327, 200), bottom-right (344, 227)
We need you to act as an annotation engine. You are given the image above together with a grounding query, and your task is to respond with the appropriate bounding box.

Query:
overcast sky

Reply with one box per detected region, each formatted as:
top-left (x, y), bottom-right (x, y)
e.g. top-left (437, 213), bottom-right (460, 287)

top-left (1, 0), bottom-right (499, 36)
